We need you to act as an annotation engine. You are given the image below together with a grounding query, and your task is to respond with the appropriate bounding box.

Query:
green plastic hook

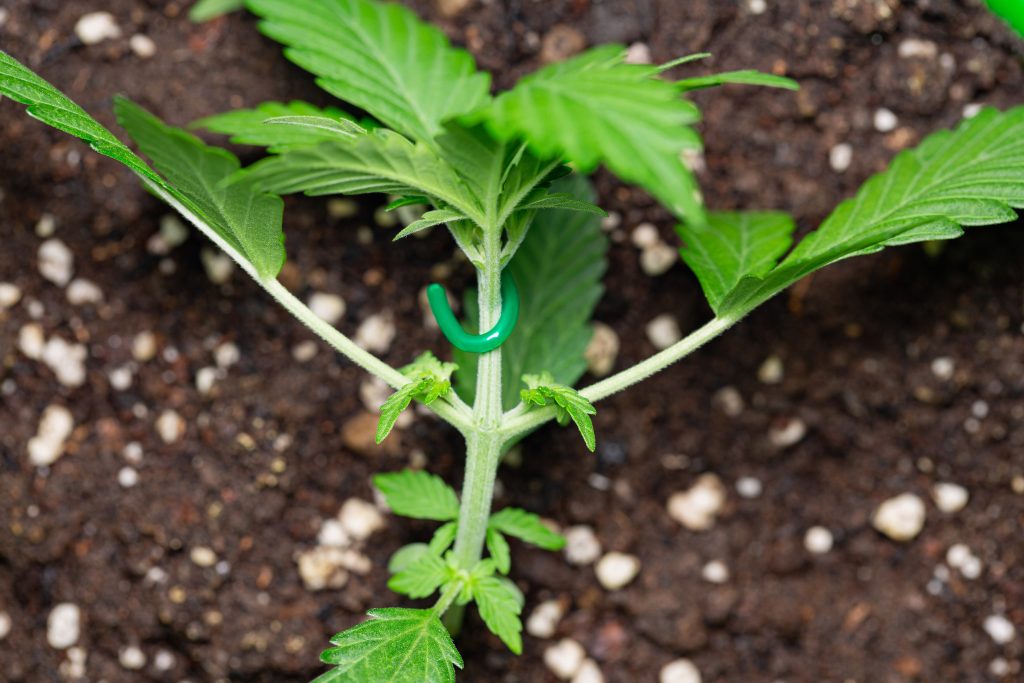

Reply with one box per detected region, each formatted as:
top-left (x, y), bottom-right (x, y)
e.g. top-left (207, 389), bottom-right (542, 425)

top-left (428, 271), bottom-right (520, 354)
top-left (986, 0), bottom-right (1024, 37)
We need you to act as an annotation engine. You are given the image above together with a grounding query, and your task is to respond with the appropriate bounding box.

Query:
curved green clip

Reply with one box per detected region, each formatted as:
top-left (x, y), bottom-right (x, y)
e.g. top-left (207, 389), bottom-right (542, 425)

top-left (428, 271), bottom-right (520, 354)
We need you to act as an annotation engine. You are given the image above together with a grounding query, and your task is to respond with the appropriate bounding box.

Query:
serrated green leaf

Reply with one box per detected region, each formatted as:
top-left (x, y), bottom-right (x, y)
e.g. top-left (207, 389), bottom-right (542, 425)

top-left (388, 552), bottom-right (448, 599)
top-left (455, 175), bottom-right (608, 408)
top-left (485, 528), bottom-right (511, 575)
top-left (678, 212), bottom-right (796, 314)
top-left (520, 373), bottom-right (597, 451)
top-left (386, 196), bottom-right (431, 211)
top-left (429, 522), bottom-right (458, 555)
top-left (472, 577), bottom-right (524, 654)
top-left (374, 353), bottom-right (456, 443)
top-left (0, 51), bottom-right (165, 188)
top-left (488, 507), bottom-right (566, 551)
top-left (717, 107), bottom-right (1024, 318)
top-left (677, 69), bottom-right (799, 92)
top-left (0, 52), bottom-right (287, 281)
top-left (193, 101), bottom-right (358, 152)
top-left (190, 0), bottom-right (244, 21)
top-left (245, 0), bottom-right (491, 144)
top-left (115, 98), bottom-right (287, 279)
top-left (316, 608), bottom-right (462, 683)
top-left (473, 44), bottom-right (706, 226)
top-left (388, 543), bottom-right (430, 574)
top-left (375, 382), bottom-right (418, 444)
top-left (236, 128), bottom-right (485, 226)
top-left (374, 470), bottom-right (460, 521)
top-left (395, 209), bottom-right (467, 240)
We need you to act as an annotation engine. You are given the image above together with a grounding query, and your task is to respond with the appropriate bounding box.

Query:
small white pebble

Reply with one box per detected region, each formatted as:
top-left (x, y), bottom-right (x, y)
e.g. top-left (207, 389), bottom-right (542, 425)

top-left (19, 323), bottom-right (46, 359)
top-left (746, 0), bottom-right (767, 15)
top-left (769, 417), bottom-right (807, 448)
top-left (195, 367), bottom-right (218, 395)
top-left (963, 103), bottom-right (984, 119)
top-left (38, 238), bottom-right (74, 287)
top-left (971, 400), bottom-right (989, 419)
top-left (526, 599), bottom-right (565, 639)
top-left (156, 410), bottom-right (185, 444)
top-left (735, 476), bottom-right (762, 499)
top-left (309, 292), bottom-right (346, 325)
top-left (42, 337), bottom-right (88, 387)
top-left (930, 357), bottom-right (955, 380)
top-left (153, 650), bottom-right (175, 672)
top-left (632, 223), bottom-right (660, 249)
top-left (640, 243), bottom-right (677, 276)
top-left (123, 442), bottom-right (143, 464)
top-left (118, 645), bottom-right (146, 670)
top-left (117, 466), bottom-right (139, 488)
top-left (660, 658), bottom-right (702, 683)
top-left (712, 386), bottom-right (745, 417)
top-left (128, 34), bottom-right (156, 59)
top-left (214, 342), bottom-right (240, 369)
top-left (932, 482), bottom-right (969, 513)
top-left (159, 215), bottom-right (189, 247)
top-left (296, 547), bottom-right (351, 591)
top-left (595, 552), bottom-right (641, 590)
top-left (564, 525), bottom-right (602, 565)
top-left (0, 611), bottom-right (11, 641)
top-left (872, 493), bottom-right (926, 542)
top-left (62, 646), bottom-right (87, 678)
top-left (804, 526), bottom-right (834, 554)
top-left (200, 248), bottom-right (234, 284)
top-left (0, 282), bottom-right (22, 309)
top-left (873, 107), bottom-right (898, 133)
top-left (66, 278), bottom-right (103, 305)
top-left (355, 313), bottom-right (396, 354)
top-left (132, 332), bottom-right (158, 362)
top-left (668, 474), bottom-right (726, 531)
top-left (28, 405), bottom-right (75, 467)
top-left (292, 340), bottom-right (319, 363)
top-left (829, 143), bottom-right (853, 173)
top-left (572, 659), bottom-right (605, 683)
top-left (984, 615), bottom-right (1016, 645)
top-left (898, 38), bottom-right (938, 60)
top-left (544, 638), bottom-right (586, 680)
top-left (318, 519), bottom-right (352, 548)
top-left (35, 213), bottom-right (57, 238)
top-left (624, 42), bottom-right (652, 65)
top-left (646, 314), bottom-right (681, 350)
top-left (701, 560), bottom-right (729, 584)
top-left (75, 11), bottom-right (122, 45)
top-left (108, 365), bottom-right (133, 391)
top-left (584, 322), bottom-right (619, 377)
top-left (757, 355), bottom-right (784, 384)
top-left (47, 603), bottom-right (81, 650)
top-left (338, 498), bottom-right (385, 540)
top-left (190, 546), bottom-right (217, 568)
top-left (946, 543), bottom-right (972, 568)
top-left (990, 658), bottom-right (1011, 677)
top-left (961, 556), bottom-right (983, 580)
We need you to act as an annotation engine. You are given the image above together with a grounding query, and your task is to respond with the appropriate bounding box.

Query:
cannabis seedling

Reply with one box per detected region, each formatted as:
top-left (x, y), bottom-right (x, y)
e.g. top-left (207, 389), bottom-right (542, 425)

top-left (3, 0), bottom-right (1023, 680)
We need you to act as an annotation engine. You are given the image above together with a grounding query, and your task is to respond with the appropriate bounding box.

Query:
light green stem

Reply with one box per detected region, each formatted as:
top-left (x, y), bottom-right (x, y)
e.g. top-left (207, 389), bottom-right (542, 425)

top-left (451, 231), bottom-right (505, 571)
top-left (500, 315), bottom-right (737, 443)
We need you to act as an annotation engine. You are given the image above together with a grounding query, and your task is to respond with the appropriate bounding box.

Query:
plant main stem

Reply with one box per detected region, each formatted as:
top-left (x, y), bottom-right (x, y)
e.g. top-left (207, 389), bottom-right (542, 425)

top-left (452, 232), bottom-right (505, 569)
top-left (446, 231), bottom-right (505, 630)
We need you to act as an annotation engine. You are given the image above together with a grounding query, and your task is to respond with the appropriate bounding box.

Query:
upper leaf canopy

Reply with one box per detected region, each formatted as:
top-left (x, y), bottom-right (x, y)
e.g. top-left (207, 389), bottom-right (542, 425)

top-left (245, 0), bottom-right (491, 144)
top-left (193, 100), bottom-right (361, 152)
top-left (470, 44), bottom-right (707, 227)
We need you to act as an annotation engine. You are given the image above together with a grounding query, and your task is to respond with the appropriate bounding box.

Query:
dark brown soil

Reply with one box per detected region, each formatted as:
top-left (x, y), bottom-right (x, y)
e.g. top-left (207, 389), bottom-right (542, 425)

top-left (2, 1), bottom-right (1023, 682)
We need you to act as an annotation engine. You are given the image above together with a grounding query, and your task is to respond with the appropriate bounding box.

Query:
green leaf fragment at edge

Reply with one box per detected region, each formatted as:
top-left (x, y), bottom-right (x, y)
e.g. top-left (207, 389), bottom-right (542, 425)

top-left (315, 608), bottom-right (462, 683)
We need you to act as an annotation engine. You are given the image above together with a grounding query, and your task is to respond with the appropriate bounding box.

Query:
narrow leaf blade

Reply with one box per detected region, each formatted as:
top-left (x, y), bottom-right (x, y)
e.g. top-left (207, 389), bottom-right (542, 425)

top-left (488, 508), bottom-right (566, 551)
